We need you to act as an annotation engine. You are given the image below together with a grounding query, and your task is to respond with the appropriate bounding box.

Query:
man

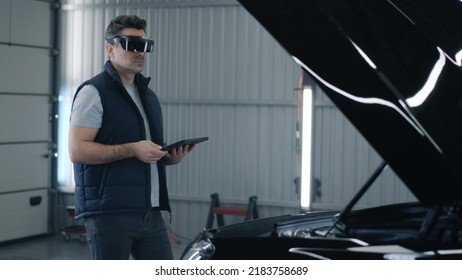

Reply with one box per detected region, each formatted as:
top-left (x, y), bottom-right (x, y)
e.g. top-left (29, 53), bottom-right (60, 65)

top-left (69, 15), bottom-right (193, 259)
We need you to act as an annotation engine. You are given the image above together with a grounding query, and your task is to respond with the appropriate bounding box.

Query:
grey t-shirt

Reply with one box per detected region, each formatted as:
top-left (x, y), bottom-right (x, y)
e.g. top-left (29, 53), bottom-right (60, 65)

top-left (70, 85), bottom-right (102, 128)
top-left (70, 84), bottom-right (160, 207)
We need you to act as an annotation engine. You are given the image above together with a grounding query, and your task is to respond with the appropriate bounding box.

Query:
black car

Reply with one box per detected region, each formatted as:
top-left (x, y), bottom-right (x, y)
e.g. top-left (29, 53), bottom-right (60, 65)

top-left (181, 0), bottom-right (462, 260)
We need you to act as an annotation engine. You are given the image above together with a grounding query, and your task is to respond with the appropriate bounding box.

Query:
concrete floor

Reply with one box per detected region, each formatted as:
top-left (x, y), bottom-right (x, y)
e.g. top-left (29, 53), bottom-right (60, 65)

top-left (0, 234), bottom-right (188, 260)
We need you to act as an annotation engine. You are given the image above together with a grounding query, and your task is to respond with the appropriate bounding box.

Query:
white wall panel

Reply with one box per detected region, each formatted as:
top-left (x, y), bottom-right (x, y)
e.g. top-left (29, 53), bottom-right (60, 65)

top-left (0, 45), bottom-right (50, 94)
top-left (0, 189), bottom-right (48, 243)
top-left (0, 95), bottom-right (49, 142)
top-left (10, 0), bottom-right (51, 47)
top-left (0, 143), bottom-right (50, 193)
top-left (0, 1), bottom-right (10, 41)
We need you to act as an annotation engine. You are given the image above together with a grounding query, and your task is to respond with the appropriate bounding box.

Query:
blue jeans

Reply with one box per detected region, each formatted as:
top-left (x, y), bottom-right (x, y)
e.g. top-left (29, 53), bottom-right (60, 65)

top-left (84, 209), bottom-right (173, 260)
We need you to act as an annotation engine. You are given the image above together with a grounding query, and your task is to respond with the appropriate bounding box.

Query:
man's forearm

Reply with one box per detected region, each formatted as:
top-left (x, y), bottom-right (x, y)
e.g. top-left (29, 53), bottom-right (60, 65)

top-left (70, 141), bottom-right (135, 165)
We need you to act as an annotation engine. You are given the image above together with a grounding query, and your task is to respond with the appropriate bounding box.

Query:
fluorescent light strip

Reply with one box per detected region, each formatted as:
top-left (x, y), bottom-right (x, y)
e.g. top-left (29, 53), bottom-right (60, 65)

top-left (300, 87), bottom-right (313, 209)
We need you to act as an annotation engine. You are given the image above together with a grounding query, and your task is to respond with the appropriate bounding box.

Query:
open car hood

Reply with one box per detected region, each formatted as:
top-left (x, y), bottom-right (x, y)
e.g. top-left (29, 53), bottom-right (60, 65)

top-left (237, 0), bottom-right (462, 207)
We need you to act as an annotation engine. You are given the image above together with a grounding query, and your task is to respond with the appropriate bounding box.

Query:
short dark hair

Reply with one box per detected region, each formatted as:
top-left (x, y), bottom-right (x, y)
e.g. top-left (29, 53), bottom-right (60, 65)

top-left (105, 15), bottom-right (147, 41)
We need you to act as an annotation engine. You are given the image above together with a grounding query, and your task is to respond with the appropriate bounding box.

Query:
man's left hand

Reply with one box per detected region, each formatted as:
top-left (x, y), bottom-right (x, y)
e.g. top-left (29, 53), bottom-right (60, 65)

top-left (164, 144), bottom-right (195, 165)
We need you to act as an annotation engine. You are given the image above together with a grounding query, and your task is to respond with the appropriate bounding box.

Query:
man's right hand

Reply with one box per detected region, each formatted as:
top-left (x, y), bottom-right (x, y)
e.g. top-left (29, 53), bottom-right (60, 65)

top-left (132, 140), bottom-right (167, 164)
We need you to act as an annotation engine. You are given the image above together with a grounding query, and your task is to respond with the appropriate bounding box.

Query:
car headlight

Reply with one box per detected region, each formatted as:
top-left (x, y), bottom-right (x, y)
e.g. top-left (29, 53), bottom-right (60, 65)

top-left (180, 229), bottom-right (215, 260)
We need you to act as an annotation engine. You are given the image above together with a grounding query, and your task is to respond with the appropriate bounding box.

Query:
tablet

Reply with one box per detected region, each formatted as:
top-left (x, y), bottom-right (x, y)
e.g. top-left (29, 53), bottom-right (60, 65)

top-left (162, 137), bottom-right (209, 151)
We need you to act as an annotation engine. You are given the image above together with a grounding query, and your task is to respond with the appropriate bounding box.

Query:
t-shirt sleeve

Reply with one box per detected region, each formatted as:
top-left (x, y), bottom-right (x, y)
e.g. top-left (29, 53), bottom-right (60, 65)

top-left (70, 84), bottom-right (103, 128)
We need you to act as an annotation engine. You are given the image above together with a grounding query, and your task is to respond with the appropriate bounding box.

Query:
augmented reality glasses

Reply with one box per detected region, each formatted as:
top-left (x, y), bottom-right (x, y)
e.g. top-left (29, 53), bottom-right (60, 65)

top-left (107, 35), bottom-right (154, 53)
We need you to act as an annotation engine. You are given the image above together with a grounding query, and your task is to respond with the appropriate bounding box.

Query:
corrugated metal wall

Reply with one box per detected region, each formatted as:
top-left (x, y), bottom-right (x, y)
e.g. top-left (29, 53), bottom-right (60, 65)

top-left (59, 0), bottom-right (416, 239)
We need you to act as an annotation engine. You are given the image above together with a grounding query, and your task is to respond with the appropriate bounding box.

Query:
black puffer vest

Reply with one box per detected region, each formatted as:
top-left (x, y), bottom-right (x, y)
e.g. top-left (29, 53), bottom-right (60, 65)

top-left (72, 61), bottom-right (170, 219)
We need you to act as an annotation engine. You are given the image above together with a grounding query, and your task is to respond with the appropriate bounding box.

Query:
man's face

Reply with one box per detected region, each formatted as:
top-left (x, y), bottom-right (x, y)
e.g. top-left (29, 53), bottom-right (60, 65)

top-left (107, 28), bottom-right (148, 76)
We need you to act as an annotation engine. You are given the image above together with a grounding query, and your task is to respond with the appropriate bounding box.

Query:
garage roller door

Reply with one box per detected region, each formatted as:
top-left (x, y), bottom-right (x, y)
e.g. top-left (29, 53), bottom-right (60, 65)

top-left (0, 0), bottom-right (57, 242)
